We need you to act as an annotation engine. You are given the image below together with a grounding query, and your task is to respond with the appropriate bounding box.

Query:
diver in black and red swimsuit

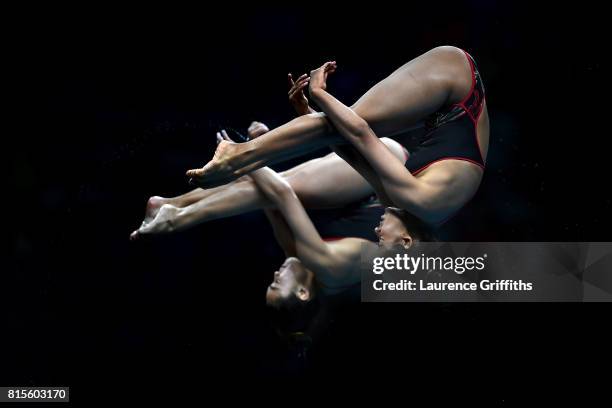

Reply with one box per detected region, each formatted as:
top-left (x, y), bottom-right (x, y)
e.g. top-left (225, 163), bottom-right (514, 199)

top-left (406, 50), bottom-right (486, 175)
top-left (133, 46), bottom-right (488, 239)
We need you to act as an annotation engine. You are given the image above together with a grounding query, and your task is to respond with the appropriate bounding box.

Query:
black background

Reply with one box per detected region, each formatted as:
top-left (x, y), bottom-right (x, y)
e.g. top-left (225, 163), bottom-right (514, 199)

top-left (6, 2), bottom-right (610, 402)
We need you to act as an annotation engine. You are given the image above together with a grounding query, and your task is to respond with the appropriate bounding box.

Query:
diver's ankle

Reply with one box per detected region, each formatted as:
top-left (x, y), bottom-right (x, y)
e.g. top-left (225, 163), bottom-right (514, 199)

top-left (174, 206), bottom-right (204, 231)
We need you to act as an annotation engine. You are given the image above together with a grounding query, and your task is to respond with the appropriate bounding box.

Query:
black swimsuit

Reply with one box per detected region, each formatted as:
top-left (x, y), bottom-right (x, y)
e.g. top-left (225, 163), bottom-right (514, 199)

top-left (403, 49), bottom-right (486, 175)
top-left (308, 195), bottom-right (383, 243)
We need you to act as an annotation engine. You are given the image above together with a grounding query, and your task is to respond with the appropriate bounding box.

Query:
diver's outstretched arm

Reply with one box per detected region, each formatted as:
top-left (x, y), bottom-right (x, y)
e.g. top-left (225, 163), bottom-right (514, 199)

top-left (248, 165), bottom-right (334, 272)
top-left (251, 165), bottom-right (368, 289)
top-left (263, 208), bottom-right (297, 258)
top-left (214, 129), bottom-right (332, 269)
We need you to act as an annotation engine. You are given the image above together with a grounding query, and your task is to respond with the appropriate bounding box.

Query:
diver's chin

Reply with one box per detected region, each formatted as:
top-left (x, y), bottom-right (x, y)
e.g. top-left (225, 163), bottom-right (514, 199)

top-left (379, 239), bottom-right (403, 250)
top-left (378, 240), bottom-right (392, 249)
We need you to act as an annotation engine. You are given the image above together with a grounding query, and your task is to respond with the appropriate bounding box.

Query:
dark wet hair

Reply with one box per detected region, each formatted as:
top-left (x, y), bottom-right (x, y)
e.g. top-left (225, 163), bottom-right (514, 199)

top-left (267, 286), bottom-right (331, 364)
top-left (387, 207), bottom-right (436, 241)
top-left (269, 289), bottom-right (321, 331)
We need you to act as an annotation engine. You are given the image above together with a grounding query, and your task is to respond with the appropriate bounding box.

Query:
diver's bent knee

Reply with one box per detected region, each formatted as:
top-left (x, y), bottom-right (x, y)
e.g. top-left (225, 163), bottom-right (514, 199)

top-left (380, 137), bottom-right (407, 162)
top-left (430, 45), bottom-right (464, 57)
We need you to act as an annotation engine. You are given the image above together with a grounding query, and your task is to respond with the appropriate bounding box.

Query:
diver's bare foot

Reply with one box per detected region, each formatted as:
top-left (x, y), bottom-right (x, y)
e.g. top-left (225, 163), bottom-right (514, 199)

top-left (130, 204), bottom-right (182, 240)
top-left (144, 196), bottom-right (169, 223)
top-left (186, 140), bottom-right (246, 188)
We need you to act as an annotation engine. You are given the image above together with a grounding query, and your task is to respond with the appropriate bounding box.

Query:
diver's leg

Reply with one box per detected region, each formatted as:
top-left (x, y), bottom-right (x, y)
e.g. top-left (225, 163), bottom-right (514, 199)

top-left (188, 46), bottom-right (471, 187)
top-left (142, 182), bottom-right (253, 223)
top-left (131, 151), bottom-right (381, 238)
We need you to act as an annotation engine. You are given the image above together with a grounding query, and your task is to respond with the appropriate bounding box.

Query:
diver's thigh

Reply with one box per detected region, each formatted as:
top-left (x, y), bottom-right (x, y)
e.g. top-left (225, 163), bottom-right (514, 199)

top-left (282, 153), bottom-right (374, 208)
top-left (352, 46), bottom-right (471, 134)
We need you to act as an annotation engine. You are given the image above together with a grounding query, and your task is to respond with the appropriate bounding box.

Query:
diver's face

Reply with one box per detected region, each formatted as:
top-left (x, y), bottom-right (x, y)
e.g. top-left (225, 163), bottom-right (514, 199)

top-left (266, 257), bottom-right (303, 307)
top-left (375, 209), bottom-right (411, 249)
